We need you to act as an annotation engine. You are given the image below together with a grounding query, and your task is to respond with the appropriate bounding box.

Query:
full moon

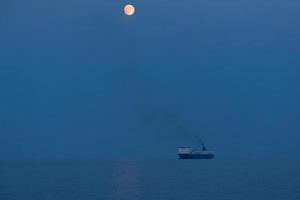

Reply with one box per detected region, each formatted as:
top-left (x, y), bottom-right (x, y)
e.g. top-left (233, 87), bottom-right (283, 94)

top-left (124, 4), bottom-right (135, 16)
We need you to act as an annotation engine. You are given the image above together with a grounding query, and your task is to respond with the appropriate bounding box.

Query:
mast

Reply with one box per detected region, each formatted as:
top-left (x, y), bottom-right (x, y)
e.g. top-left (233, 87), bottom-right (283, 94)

top-left (200, 139), bottom-right (207, 151)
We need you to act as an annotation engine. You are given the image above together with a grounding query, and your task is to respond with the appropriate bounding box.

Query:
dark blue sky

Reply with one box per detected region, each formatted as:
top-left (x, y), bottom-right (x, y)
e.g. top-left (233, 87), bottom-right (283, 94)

top-left (0, 0), bottom-right (299, 160)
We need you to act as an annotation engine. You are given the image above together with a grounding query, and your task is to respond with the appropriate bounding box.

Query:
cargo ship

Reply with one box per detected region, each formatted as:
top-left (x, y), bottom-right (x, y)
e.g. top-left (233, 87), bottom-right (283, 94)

top-left (177, 142), bottom-right (214, 159)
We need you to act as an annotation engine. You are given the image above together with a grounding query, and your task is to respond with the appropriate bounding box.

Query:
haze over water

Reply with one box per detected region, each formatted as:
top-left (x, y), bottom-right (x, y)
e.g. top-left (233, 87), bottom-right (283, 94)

top-left (1, 0), bottom-right (300, 160)
top-left (0, 0), bottom-right (300, 199)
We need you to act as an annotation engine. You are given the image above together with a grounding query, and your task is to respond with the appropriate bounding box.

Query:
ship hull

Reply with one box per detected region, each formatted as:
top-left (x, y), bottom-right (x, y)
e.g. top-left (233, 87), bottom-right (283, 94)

top-left (178, 153), bottom-right (214, 159)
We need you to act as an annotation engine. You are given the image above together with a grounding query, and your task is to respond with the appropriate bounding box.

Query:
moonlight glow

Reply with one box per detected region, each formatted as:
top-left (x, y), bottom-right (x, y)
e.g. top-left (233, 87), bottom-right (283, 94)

top-left (124, 4), bottom-right (135, 16)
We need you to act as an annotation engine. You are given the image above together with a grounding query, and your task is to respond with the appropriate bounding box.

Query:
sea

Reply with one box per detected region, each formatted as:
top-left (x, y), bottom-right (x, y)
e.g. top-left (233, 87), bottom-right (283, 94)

top-left (0, 160), bottom-right (300, 200)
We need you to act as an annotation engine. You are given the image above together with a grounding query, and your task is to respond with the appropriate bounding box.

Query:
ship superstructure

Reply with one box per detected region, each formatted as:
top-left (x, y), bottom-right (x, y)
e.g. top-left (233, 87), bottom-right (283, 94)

top-left (177, 142), bottom-right (214, 159)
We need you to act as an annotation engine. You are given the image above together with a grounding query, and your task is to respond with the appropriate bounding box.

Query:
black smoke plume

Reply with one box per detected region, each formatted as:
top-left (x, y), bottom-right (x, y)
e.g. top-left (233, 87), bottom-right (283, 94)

top-left (139, 104), bottom-right (205, 146)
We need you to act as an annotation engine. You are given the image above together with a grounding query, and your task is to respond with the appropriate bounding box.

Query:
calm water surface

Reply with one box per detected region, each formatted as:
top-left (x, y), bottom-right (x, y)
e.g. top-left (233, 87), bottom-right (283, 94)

top-left (0, 160), bottom-right (300, 200)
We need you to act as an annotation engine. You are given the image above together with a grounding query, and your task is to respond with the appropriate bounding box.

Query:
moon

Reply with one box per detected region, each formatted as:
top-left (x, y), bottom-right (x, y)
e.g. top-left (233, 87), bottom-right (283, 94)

top-left (124, 4), bottom-right (135, 16)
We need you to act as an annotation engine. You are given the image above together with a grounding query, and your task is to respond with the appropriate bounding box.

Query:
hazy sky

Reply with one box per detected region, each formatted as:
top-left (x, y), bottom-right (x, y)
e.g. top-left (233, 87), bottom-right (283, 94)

top-left (0, 0), bottom-right (300, 160)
